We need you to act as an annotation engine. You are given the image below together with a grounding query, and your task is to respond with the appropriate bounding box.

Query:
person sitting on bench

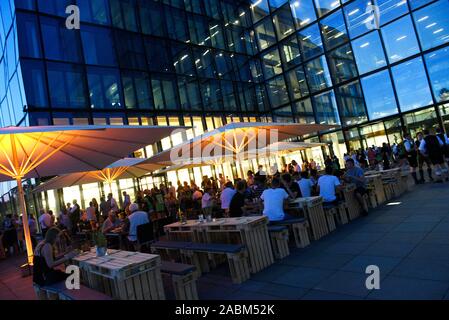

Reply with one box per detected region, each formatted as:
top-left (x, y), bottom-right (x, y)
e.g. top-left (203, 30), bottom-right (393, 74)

top-left (342, 158), bottom-right (369, 216)
top-left (317, 166), bottom-right (342, 206)
top-left (33, 228), bottom-right (77, 287)
top-left (261, 177), bottom-right (296, 223)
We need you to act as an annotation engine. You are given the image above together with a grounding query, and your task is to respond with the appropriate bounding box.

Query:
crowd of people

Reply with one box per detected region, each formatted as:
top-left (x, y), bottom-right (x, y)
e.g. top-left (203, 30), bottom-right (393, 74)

top-left (2, 127), bottom-right (449, 261)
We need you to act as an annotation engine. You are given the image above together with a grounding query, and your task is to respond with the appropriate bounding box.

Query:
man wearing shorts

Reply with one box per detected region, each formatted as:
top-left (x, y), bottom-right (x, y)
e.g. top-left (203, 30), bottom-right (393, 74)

top-left (419, 129), bottom-right (448, 182)
top-left (404, 133), bottom-right (420, 184)
top-left (416, 132), bottom-right (433, 183)
top-left (436, 127), bottom-right (449, 168)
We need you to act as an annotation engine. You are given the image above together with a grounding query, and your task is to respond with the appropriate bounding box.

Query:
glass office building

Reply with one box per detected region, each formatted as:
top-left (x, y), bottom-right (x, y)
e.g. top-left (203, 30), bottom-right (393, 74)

top-left (1, 0), bottom-right (449, 214)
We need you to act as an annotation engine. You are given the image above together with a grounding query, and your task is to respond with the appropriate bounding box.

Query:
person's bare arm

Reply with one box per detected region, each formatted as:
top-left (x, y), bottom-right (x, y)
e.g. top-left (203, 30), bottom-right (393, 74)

top-left (42, 244), bottom-right (74, 268)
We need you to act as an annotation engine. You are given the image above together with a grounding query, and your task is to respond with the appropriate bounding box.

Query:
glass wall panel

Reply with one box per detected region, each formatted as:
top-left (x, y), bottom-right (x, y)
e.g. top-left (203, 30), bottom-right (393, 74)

top-left (305, 55), bottom-right (332, 93)
top-left (78, 0), bottom-right (111, 25)
top-left (361, 70), bottom-right (398, 120)
top-left (273, 4), bottom-right (295, 40)
top-left (312, 90), bottom-right (341, 124)
top-left (47, 62), bottom-right (88, 109)
top-left (152, 75), bottom-right (179, 110)
top-left (293, 98), bottom-right (316, 123)
top-left (290, 0), bottom-right (317, 29)
top-left (320, 10), bottom-right (348, 50)
top-left (336, 80), bottom-right (367, 125)
top-left (298, 23), bottom-right (324, 60)
top-left (279, 36), bottom-right (302, 69)
top-left (81, 26), bottom-right (117, 66)
top-left (21, 60), bottom-right (48, 108)
top-left (262, 47), bottom-right (283, 79)
top-left (314, 0), bottom-right (341, 17)
top-left (266, 75), bottom-right (290, 108)
top-left (391, 57), bottom-right (433, 112)
top-left (425, 47), bottom-right (449, 103)
top-left (413, 0), bottom-right (449, 51)
top-left (351, 31), bottom-right (387, 74)
top-left (255, 19), bottom-right (277, 51)
top-left (327, 44), bottom-right (358, 84)
top-left (286, 65), bottom-right (309, 100)
top-left (87, 67), bottom-right (123, 109)
top-left (16, 13), bottom-right (42, 58)
top-left (381, 16), bottom-right (420, 63)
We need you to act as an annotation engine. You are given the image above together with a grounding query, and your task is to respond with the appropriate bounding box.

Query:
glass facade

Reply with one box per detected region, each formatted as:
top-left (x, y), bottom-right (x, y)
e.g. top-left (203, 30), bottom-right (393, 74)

top-left (1, 0), bottom-right (449, 214)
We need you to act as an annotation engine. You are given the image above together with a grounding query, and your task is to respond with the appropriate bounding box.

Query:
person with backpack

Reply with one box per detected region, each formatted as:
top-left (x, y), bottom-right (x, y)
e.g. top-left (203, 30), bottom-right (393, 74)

top-left (403, 133), bottom-right (420, 184)
top-left (419, 129), bottom-right (448, 182)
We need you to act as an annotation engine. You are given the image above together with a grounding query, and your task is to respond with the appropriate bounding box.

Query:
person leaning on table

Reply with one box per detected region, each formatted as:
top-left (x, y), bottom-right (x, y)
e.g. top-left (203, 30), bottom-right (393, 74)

top-left (33, 227), bottom-right (77, 287)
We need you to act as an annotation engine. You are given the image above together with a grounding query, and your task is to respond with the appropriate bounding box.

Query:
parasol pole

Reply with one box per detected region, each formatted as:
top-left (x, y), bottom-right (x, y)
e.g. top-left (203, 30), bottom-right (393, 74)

top-left (16, 176), bottom-right (33, 265)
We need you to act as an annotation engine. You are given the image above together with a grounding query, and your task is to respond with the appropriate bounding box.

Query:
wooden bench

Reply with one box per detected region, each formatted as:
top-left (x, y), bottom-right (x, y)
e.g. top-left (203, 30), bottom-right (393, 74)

top-left (151, 241), bottom-right (193, 263)
top-left (271, 218), bottom-right (310, 248)
top-left (267, 226), bottom-right (290, 259)
top-left (34, 282), bottom-right (112, 300)
top-left (185, 243), bottom-right (250, 284)
top-left (322, 204), bottom-right (338, 232)
top-left (161, 261), bottom-right (198, 300)
top-left (152, 241), bottom-right (250, 284)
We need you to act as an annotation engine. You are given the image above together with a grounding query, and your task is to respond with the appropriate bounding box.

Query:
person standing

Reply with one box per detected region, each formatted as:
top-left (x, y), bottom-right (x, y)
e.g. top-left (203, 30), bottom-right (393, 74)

top-left (99, 196), bottom-right (109, 219)
top-left (404, 133), bottom-right (420, 184)
top-left (122, 191), bottom-right (131, 211)
top-left (107, 193), bottom-right (119, 213)
top-left (69, 200), bottom-right (80, 234)
top-left (416, 132), bottom-right (433, 183)
top-left (436, 127), bottom-right (449, 169)
top-left (419, 129), bottom-right (448, 181)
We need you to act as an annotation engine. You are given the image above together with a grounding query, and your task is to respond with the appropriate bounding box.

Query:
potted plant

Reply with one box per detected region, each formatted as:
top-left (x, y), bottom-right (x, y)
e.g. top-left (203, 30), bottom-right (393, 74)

top-left (92, 231), bottom-right (108, 257)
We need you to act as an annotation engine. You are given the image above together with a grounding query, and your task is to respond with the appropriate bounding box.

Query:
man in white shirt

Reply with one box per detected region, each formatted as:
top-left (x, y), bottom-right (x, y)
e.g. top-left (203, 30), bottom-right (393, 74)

top-left (127, 203), bottom-right (149, 242)
top-left (261, 177), bottom-right (289, 222)
top-left (107, 193), bottom-right (119, 213)
top-left (220, 182), bottom-right (236, 217)
top-left (38, 209), bottom-right (53, 236)
top-left (297, 171), bottom-right (315, 198)
top-left (317, 166), bottom-right (341, 204)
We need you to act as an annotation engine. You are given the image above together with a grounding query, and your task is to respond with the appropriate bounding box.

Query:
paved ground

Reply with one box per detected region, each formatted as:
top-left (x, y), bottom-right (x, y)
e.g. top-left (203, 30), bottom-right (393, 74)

top-left (2, 181), bottom-right (449, 300)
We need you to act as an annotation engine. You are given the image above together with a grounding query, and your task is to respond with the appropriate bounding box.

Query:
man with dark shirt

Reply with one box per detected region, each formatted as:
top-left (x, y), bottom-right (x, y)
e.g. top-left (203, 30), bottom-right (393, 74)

top-left (280, 173), bottom-right (302, 199)
top-left (229, 181), bottom-right (247, 218)
top-left (343, 159), bottom-right (369, 216)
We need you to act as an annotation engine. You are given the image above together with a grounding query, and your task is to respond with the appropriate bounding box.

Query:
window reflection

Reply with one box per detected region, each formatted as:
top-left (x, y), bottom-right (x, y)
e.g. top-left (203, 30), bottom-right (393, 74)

top-left (320, 10), bottom-right (348, 50)
top-left (305, 56), bottom-right (332, 93)
top-left (361, 70), bottom-right (398, 120)
top-left (255, 19), bottom-right (277, 50)
top-left (392, 57), bottom-right (433, 112)
top-left (312, 90), bottom-right (341, 125)
top-left (336, 81), bottom-right (367, 125)
top-left (351, 31), bottom-right (387, 74)
top-left (413, 0), bottom-right (449, 51)
top-left (298, 23), bottom-right (324, 60)
top-left (286, 65), bottom-right (309, 100)
top-left (425, 47), bottom-right (449, 102)
top-left (327, 44), bottom-right (358, 84)
top-left (290, 0), bottom-right (317, 29)
top-left (314, 0), bottom-right (341, 17)
top-left (273, 4), bottom-right (295, 40)
top-left (262, 48), bottom-right (283, 79)
top-left (266, 75), bottom-right (290, 108)
top-left (381, 15), bottom-right (420, 63)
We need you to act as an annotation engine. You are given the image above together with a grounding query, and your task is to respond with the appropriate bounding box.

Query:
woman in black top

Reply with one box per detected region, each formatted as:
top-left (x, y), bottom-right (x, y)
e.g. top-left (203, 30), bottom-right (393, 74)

top-left (33, 228), bottom-right (76, 287)
top-left (229, 181), bottom-right (247, 218)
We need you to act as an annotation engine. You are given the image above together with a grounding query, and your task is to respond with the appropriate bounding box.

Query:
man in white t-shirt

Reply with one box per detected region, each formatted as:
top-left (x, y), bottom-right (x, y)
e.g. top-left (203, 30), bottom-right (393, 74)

top-left (317, 166), bottom-right (341, 204)
top-left (220, 182), bottom-right (236, 217)
top-left (297, 171), bottom-right (315, 198)
top-left (38, 209), bottom-right (53, 235)
top-left (260, 177), bottom-right (289, 222)
top-left (127, 203), bottom-right (150, 242)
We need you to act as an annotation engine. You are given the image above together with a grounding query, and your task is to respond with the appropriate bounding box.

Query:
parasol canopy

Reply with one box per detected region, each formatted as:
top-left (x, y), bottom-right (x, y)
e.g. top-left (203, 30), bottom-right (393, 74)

top-left (32, 158), bottom-right (164, 193)
top-left (148, 122), bottom-right (337, 165)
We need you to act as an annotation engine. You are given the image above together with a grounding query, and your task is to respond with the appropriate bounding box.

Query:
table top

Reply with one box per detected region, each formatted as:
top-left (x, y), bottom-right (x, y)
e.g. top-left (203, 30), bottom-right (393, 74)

top-left (72, 249), bottom-right (159, 272)
top-left (164, 216), bottom-right (267, 229)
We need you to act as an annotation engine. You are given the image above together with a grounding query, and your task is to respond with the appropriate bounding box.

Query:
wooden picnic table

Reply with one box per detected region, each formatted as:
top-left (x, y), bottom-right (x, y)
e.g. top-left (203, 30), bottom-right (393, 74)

top-left (71, 249), bottom-right (165, 300)
top-left (365, 174), bottom-right (386, 205)
top-left (164, 216), bottom-right (274, 274)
